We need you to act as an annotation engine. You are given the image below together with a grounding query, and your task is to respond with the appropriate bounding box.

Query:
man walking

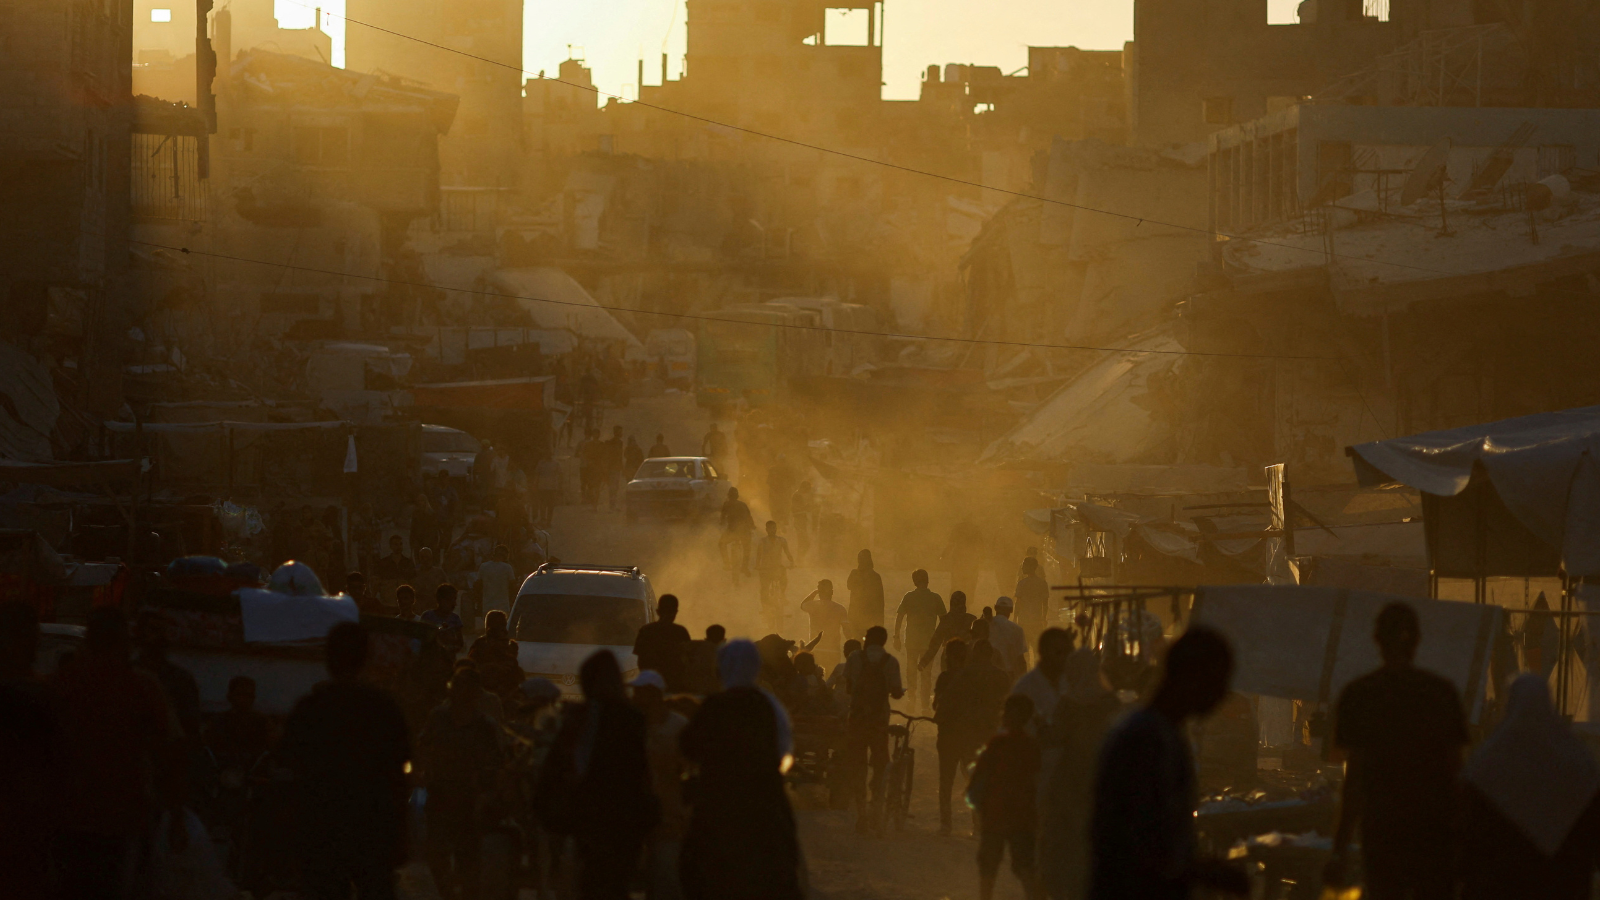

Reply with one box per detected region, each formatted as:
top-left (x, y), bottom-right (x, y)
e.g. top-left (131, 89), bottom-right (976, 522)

top-left (1091, 626), bottom-right (1248, 900)
top-left (279, 622), bottom-right (412, 900)
top-left (1014, 556), bottom-right (1052, 643)
top-left (648, 433), bottom-right (672, 459)
top-left (476, 544), bottom-right (516, 627)
top-left (989, 597), bottom-right (1029, 681)
top-left (418, 669), bottom-right (503, 899)
top-left (800, 579), bottom-right (850, 672)
top-left (633, 594), bottom-right (692, 692)
top-left (1325, 602), bottom-right (1469, 900)
top-left (602, 426), bottom-right (627, 511)
top-left (756, 521), bottom-right (795, 632)
top-left (719, 487), bottom-right (755, 578)
top-left (847, 549), bottom-right (885, 641)
top-left (843, 625), bottom-right (904, 832)
top-left (920, 590), bottom-right (978, 671)
top-left (894, 569), bottom-right (945, 714)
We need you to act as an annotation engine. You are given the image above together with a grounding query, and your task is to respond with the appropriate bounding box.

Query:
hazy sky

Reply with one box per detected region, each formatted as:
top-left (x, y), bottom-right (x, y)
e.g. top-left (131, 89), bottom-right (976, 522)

top-left (279, 0), bottom-right (1299, 102)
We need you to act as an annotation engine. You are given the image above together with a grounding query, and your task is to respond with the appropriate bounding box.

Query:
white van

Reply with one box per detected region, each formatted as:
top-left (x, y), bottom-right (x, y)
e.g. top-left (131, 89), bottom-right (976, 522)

top-left (510, 564), bottom-right (655, 694)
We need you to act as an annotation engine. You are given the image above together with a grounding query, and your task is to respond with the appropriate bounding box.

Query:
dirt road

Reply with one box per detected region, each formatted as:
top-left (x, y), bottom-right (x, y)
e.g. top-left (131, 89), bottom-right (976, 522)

top-left (539, 394), bottom-right (1029, 900)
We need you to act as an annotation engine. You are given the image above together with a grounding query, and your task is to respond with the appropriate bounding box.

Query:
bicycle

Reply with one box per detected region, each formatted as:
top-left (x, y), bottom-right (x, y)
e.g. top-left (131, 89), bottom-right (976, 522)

top-left (879, 710), bottom-right (935, 836)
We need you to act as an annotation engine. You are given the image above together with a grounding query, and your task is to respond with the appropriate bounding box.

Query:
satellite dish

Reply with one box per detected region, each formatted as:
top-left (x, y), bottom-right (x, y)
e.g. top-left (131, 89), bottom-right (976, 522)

top-left (1400, 139), bottom-right (1452, 207)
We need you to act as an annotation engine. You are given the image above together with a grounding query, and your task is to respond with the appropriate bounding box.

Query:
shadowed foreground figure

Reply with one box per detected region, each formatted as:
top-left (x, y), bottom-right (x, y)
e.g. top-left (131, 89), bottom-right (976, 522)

top-left (1327, 602), bottom-right (1468, 900)
top-left (1090, 626), bottom-right (1247, 900)
top-left (539, 650), bottom-right (658, 900)
top-left (680, 639), bottom-right (803, 900)
top-left (279, 622), bottom-right (411, 900)
top-left (1459, 674), bottom-right (1600, 900)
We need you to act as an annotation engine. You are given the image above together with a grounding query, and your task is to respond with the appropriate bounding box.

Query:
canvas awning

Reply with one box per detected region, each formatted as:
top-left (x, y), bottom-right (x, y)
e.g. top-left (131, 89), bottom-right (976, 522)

top-left (1348, 406), bottom-right (1600, 577)
top-left (1191, 585), bottom-right (1502, 720)
top-left (411, 377), bottom-right (555, 411)
top-left (486, 268), bottom-right (643, 350)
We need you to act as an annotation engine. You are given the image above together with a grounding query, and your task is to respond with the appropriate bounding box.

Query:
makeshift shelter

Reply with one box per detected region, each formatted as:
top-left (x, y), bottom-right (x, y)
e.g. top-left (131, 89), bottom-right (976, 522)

top-left (1192, 584), bottom-right (1504, 721)
top-left (1348, 406), bottom-right (1600, 582)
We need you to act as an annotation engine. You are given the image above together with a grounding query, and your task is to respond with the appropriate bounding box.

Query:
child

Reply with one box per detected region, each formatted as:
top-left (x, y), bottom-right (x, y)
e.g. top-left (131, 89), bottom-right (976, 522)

top-left (395, 584), bottom-right (418, 621)
top-left (968, 694), bottom-right (1042, 900)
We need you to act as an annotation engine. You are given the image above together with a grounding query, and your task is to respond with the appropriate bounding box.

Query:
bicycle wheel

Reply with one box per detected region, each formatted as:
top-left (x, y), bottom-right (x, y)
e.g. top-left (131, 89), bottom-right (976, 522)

top-left (878, 758), bottom-right (901, 837)
top-left (889, 748), bottom-right (915, 832)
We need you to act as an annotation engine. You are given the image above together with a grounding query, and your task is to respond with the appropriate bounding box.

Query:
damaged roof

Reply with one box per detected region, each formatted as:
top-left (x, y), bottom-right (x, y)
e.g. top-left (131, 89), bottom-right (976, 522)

top-left (231, 50), bottom-right (460, 133)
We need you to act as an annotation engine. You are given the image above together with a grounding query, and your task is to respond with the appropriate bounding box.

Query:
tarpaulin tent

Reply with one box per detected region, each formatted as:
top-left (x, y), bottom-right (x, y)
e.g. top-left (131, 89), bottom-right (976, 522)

top-left (1191, 584), bottom-right (1503, 720)
top-left (1348, 406), bottom-right (1600, 579)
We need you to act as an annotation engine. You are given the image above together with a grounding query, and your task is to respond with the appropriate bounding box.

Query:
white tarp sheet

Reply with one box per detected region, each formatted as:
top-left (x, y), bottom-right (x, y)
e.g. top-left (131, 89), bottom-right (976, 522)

top-left (1350, 406), bottom-right (1600, 576)
top-left (1192, 585), bottom-right (1501, 720)
top-left (238, 588), bottom-right (359, 645)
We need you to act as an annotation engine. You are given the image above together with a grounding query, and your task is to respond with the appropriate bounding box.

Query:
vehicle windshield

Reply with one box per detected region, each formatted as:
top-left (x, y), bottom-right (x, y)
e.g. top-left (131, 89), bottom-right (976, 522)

top-left (422, 430), bottom-right (480, 454)
top-left (635, 459), bottom-right (695, 479)
top-left (512, 594), bottom-right (648, 646)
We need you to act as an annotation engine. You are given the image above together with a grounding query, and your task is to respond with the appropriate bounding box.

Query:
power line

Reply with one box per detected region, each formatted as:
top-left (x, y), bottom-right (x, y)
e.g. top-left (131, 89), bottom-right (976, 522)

top-left (130, 237), bottom-right (1342, 361)
top-left (290, 0), bottom-right (1539, 286)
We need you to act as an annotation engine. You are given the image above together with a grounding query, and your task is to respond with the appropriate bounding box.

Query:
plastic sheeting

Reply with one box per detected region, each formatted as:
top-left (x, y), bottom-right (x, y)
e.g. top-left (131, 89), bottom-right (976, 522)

top-left (237, 587), bottom-right (359, 644)
top-left (1350, 406), bottom-right (1600, 576)
top-left (1191, 585), bottom-right (1502, 720)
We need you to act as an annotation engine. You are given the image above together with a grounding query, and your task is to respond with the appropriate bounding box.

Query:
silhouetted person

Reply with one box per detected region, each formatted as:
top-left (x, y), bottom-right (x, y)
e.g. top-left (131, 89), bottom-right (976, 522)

top-left (419, 668), bottom-right (504, 899)
top-left (602, 425), bottom-right (626, 510)
top-left (800, 579), bottom-right (850, 671)
top-left (680, 640), bottom-right (803, 900)
top-left (972, 694), bottom-right (1043, 900)
top-left (843, 625), bottom-right (903, 831)
top-left (54, 606), bottom-right (185, 900)
top-left (631, 671), bottom-right (688, 900)
top-left (375, 534), bottom-right (416, 581)
top-left (205, 675), bottom-right (273, 853)
top-left (539, 651), bottom-right (658, 900)
top-left (932, 639), bottom-right (973, 835)
top-left (1091, 626), bottom-right (1248, 900)
top-left (921, 590), bottom-right (977, 671)
top-left (756, 520), bottom-right (794, 630)
top-left (720, 487), bottom-right (755, 575)
top-left (1012, 628), bottom-right (1074, 738)
top-left (846, 549), bottom-right (885, 639)
top-left (648, 433), bottom-right (671, 459)
top-left (682, 624), bottom-right (727, 695)
top-left (895, 568), bottom-right (945, 714)
top-left (701, 421), bottom-right (729, 463)
top-left (279, 622), bottom-right (411, 900)
top-left (0, 600), bottom-right (58, 900)
top-left (1326, 602), bottom-right (1469, 900)
top-left (990, 596), bottom-right (1028, 680)
top-left (1041, 646), bottom-right (1119, 900)
top-left (633, 594), bottom-right (692, 692)
top-left (422, 583), bottom-right (465, 655)
top-left (1014, 556), bottom-right (1051, 642)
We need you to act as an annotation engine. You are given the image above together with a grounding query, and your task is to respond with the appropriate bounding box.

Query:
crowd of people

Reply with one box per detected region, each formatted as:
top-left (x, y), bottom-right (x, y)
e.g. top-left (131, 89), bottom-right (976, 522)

top-left (6, 555), bottom-right (1600, 900)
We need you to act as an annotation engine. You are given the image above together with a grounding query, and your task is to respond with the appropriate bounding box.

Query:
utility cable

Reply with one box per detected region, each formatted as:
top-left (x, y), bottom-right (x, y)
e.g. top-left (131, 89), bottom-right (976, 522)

top-left (130, 236), bottom-right (1342, 361)
top-left (283, 0), bottom-right (1582, 288)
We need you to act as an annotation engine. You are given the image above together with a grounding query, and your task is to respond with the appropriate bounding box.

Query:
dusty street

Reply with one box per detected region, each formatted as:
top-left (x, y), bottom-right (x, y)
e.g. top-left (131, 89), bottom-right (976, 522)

top-left (532, 392), bottom-right (1028, 900)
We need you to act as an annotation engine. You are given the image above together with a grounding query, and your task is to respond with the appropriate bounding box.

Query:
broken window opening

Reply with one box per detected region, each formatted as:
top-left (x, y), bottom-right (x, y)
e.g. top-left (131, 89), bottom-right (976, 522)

top-left (150, 8), bottom-right (172, 23)
top-left (1266, 0), bottom-right (1300, 24)
top-left (824, 8), bottom-right (871, 47)
top-left (1364, 0), bottom-right (1390, 20)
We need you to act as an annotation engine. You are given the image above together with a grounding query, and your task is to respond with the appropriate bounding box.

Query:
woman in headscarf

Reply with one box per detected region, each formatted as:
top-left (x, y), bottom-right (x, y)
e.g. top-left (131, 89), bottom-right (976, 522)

top-left (1040, 646), bottom-right (1121, 900)
top-left (1459, 674), bottom-right (1600, 900)
top-left (537, 650), bottom-right (658, 900)
top-left (679, 640), bottom-right (802, 900)
top-left (846, 549), bottom-right (885, 640)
